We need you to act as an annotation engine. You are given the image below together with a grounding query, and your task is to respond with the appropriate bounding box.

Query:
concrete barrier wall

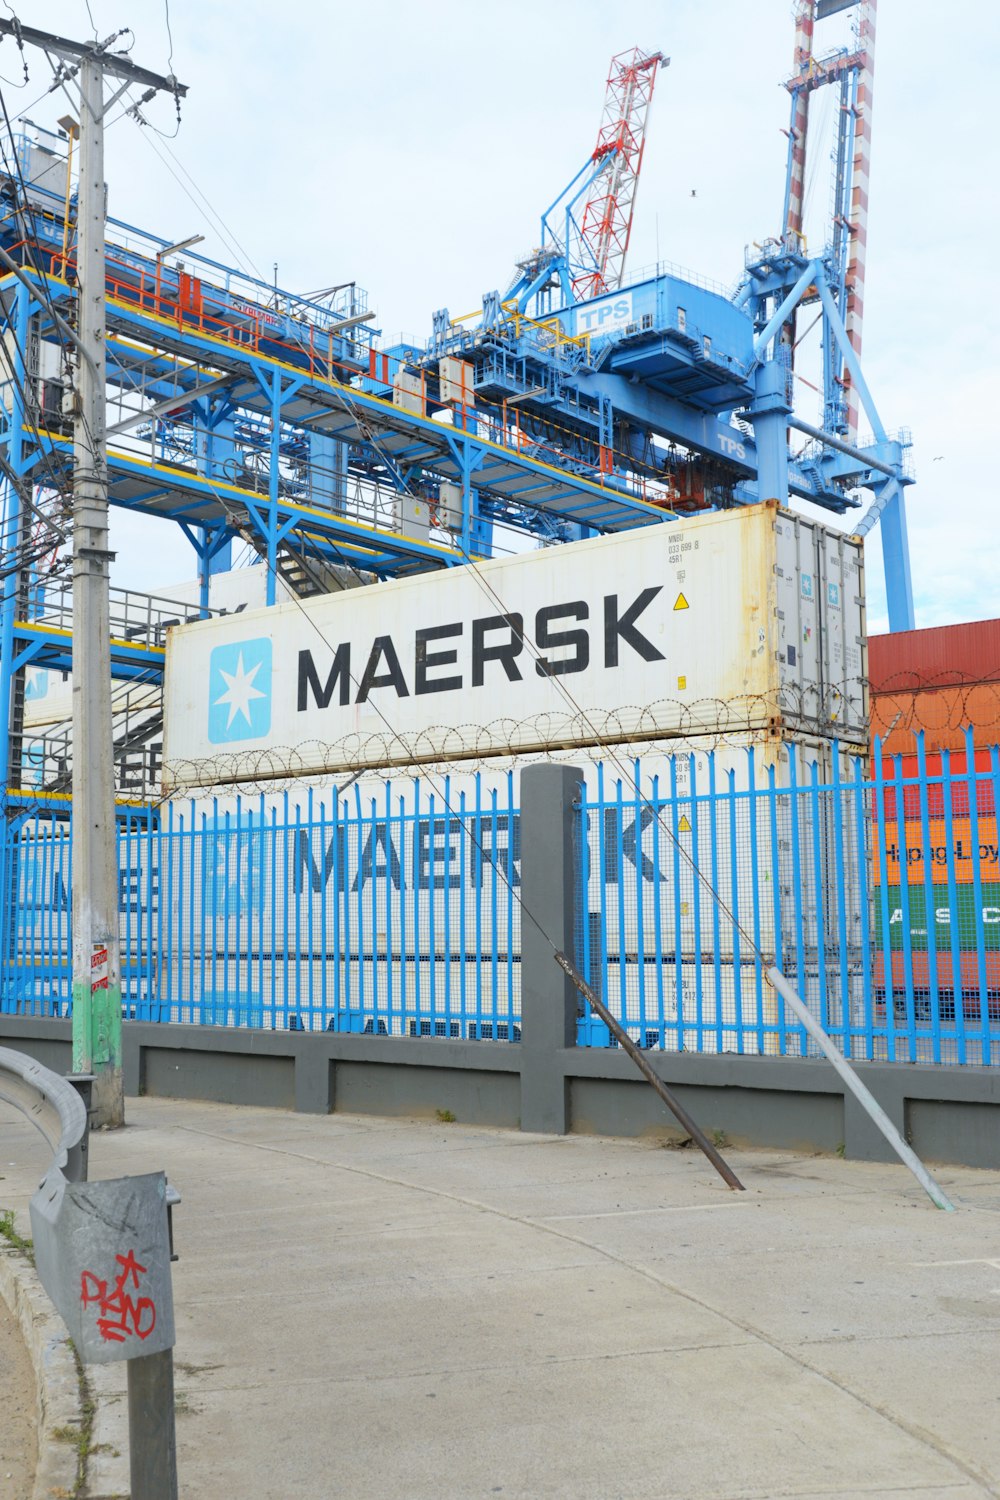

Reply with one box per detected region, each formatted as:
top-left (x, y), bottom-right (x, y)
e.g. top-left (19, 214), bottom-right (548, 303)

top-left (4, 1012), bottom-right (1000, 1168)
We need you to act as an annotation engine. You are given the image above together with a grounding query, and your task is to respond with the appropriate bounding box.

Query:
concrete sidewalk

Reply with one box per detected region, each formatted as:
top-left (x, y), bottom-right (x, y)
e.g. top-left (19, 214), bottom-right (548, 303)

top-left (3, 1097), bottom-right (1000, 1499)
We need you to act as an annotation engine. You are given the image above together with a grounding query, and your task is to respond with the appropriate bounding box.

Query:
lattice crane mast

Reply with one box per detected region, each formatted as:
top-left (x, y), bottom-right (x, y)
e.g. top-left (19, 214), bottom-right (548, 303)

top-left (505, 46), bottom-right (666, 314)
top-left (573, 47), bottom-right (666, 300)
top-left (780, 0), bottom-right (877, 440)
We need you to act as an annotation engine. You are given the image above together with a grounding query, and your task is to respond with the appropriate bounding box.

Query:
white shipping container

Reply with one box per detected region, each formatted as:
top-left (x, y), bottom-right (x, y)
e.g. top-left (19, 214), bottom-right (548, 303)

top-left (162, 502), bottom-right (868, 791)
top-left (23, 565), bottom-right (284, 730)
top-left (159, 733), bottom-right (865, 969)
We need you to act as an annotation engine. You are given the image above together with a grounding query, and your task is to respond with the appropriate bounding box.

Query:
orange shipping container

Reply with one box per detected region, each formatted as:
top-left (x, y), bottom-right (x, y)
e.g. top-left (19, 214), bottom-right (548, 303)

top-left (873, 817), bottom-right (1000, 886)
top-left (871, 682), bottom-right (1000, 756)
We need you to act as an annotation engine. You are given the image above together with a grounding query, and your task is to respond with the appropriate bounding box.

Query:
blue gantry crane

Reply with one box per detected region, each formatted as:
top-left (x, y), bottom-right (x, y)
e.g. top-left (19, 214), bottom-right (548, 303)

top-left (0, 0), bottom-right (911, 814)
top-left (418, 2), bottom-right (912, 623)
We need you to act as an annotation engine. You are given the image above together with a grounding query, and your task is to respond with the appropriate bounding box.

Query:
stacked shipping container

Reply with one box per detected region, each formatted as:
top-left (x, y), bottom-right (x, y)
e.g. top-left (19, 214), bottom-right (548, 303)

top-left (152, 503), bottom-right (870, 1046)
top-left (869, 621), bottom-right (1000, 1034)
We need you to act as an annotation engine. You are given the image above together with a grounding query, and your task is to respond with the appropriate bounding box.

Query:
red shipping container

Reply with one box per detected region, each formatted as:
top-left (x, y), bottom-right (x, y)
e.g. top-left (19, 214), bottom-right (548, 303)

top-left (869, 618), bottom-right (1000, 693)
top-left (870, 747), bottom-right (997, 820)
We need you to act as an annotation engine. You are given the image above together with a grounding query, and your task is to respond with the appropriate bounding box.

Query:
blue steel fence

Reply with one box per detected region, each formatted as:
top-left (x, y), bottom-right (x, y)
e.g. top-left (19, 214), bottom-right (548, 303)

top-left (3, 734), bottom-right (1000, 1065)
top-left (576, 733), bottom-right (1000, 1065)
top-left (3, 776), bottom-right (522, 1040)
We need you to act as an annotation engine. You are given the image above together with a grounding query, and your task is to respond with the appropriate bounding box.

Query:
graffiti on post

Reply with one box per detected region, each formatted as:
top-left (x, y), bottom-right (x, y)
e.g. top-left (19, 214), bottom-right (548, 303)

top-left (80, 1249), bottom-right (157, 1344)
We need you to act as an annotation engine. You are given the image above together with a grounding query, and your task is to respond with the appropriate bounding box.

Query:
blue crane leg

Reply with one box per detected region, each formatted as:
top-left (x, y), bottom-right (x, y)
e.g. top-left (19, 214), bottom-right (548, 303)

top-left (751, 360), bottom-right (789, 506)
top-left (880, 482), bottom-right (916, 632)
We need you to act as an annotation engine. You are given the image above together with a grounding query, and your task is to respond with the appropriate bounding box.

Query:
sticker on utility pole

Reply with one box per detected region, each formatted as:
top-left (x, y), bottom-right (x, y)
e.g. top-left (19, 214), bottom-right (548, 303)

top-left (91, 945), bottom-right (109, 994)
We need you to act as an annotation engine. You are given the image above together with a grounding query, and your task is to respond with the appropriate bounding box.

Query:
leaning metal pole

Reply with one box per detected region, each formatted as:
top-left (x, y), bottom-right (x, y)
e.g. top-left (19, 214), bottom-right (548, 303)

top-left (71, 54), bottom-right (122, 1127)
top-left (554, 951), bottom-right (745, 1192)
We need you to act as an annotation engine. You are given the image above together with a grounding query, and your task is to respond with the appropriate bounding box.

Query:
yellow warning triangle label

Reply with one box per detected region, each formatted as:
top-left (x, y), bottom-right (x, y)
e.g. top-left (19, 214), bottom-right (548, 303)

top-left (678, 814), bottom-right (692, 833)
top-left (673, 592), bottom-right (689, 611)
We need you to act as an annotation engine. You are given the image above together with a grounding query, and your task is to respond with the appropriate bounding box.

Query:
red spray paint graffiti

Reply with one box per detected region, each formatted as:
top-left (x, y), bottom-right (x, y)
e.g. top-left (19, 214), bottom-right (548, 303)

top-left (80, 1249), bottom-right (157, 1343)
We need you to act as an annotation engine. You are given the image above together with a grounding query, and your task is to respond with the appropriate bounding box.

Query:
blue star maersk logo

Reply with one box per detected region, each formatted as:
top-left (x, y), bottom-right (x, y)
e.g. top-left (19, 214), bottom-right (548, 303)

top-left (208, 638), bottom-right (272, 745)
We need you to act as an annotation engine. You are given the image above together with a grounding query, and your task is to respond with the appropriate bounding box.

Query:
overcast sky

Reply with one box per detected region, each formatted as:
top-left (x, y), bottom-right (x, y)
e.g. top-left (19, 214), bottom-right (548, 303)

top-left (10, 0), bottom-right (1000, 633)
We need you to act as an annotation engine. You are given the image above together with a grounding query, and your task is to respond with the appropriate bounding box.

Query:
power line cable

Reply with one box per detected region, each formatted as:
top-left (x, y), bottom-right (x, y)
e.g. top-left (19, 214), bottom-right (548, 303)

top-left (163, 0), bottom-right (174, 75)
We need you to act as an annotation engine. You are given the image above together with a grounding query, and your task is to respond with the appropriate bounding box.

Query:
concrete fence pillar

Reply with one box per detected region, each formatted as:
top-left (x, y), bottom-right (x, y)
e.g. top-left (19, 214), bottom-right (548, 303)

top-left (518, 763), bottom-right (583, 1134)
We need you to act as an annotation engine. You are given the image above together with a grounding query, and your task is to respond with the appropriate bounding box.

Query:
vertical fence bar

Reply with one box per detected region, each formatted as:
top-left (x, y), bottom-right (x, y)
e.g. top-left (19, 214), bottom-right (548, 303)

top-left (830, 748), bottom-right (852, 1058)
top-left (331, 786), bottom-right (342, 1032)
top-left (872, 739), bottom-right (896, 1062)
top-left (472, 776), bottom-right (484, 1038)
top-left (988, 744), bottom-right (1000, 1063)
top-left (67, 814), bottom-right (74, 1016)
top-left (747, 746), bottom-right (765, 1055)
top-left (267, 804), bottom-right (277, 1030)
top-left (708, 751), bottom-right (723, 1055)
top-left (369, 790), bottom-right (380, 1032)
top-left (458, 787), bottom-right (467, 1038)
top-left (634, 762), bottom-right (648, 1048)
top-left (689, 754), bottom-right (704, 1055)
top-left (164, 804), bottom-right (176, 1026)
top-left (153, 810), bottom-right (163, 1016)
top-left (650, 769), bottom-right (665, 1049)
top-left (808, 757), bottom-right (832, 1049)
top-left (410, 780), bottom-right (421, 1032)
top-left (786, 746), bottom-right (808, 1056)
top-left (384, 779), bottom-right (394, 1036)
top-left (428, 790), bottom-right (438, 1035)
top-left (318, 797), bottom-right (328, 1030)
top-left (444, 783), bottom-right (455, 1034)
top-left (767, 762), bottom-right (787, 1055)
top-left (941, 747), bottom-right (966, 1066)
top-left (223, 809), bottom-right (234, 1024)
top-left (851, 754), bottom-right (874, 1062)
top-left (727, 767), bottom-right (743, 1054)
top-left (597, 762), bottom-right (610, 1046)
top-left (892, 753), bottom-right (919, 1062)
top-left (615, 775), bottom-right (628, 1038)
top-left (341, 794), bottom-right (353, 1029)
top-left (282, 792), bottom-right (291, 1027)
top-left (668, 757), bottom-right (682, 1051)
top-left (304, 791), bottom-right (315, 1027)
top-left (915, 733), bottom-right (943, 1064)
top-left (119, 817), bottom-right (130, 1016)
top-left (964, 728), bottom-right (990, 1065)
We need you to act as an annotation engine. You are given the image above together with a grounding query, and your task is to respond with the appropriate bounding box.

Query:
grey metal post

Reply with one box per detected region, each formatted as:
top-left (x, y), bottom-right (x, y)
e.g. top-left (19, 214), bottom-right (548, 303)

top-left (519, 764), bottom-right (582, 1133)
top-left (128, 1350), bottom-right (179, 1500)
top-left (70, 53), bottom-right (122, 1127)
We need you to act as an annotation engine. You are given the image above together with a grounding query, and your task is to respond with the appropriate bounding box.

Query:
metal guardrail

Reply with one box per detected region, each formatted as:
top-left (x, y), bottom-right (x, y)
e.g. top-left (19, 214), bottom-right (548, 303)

top-left (0, 1046), bottom-right (180, 1498)
top-left (0, 1046), bottom-right (88, 1183)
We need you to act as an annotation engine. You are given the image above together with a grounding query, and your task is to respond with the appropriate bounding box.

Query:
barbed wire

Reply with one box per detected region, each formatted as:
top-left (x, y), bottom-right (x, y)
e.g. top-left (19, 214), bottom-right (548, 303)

top-left (153, 685), bottom-right (866, 795)
top-left (871, 673), bottom-right (1000, 747)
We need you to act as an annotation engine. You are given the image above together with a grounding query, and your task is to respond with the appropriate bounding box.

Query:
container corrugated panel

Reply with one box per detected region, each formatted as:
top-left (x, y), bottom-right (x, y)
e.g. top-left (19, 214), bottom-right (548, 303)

top-left (872, 682), bottom-right (1000, 755)
top-left (869, 618), bottom-right (1000, 693)
top-left (162, 502), bottom-right (867, 790)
